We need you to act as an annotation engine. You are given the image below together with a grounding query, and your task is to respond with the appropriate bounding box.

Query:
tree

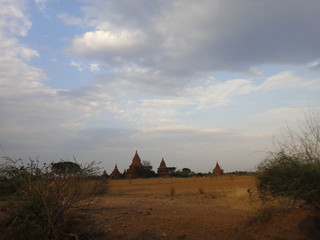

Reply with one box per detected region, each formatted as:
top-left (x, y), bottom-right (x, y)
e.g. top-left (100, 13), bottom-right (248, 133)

top-left (182, 168), bottom-right (191, 177)
top-left (50, 159), bottom-right (101, 178)
top-left (135, 160), bottom-right (156, 178)
top-left (257, 110), bottom-right (320, 209)
top-left (51, 161), bottom-right (81, 177)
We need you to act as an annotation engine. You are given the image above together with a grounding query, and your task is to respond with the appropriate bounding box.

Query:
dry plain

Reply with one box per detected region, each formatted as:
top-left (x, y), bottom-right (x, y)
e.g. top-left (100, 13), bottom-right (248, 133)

top-left (86, 175), bottom-right (318, 240)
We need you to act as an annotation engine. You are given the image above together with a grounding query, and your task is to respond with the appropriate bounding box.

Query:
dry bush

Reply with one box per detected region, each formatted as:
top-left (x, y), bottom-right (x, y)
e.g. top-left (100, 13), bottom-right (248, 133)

top-left (0, 157), bottom-right (108, 240)
top-left (248, 204), bottom-right (288, 224)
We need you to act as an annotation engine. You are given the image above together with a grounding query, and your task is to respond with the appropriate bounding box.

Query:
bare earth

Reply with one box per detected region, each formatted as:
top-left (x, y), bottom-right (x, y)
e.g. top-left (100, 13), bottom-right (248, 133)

top-left (86, 176), bottom-right (319, 240)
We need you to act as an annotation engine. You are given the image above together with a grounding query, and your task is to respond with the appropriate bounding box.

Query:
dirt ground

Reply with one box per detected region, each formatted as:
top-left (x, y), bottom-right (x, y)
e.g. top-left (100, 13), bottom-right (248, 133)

top-left (86, 175), bottom-right (320, 240)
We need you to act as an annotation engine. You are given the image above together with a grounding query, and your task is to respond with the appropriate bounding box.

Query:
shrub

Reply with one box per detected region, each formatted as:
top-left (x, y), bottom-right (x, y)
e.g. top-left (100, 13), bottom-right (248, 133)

top-left (0, 157), bottom-right (108, 240)
top-left (257, 110), bottom-right (320, 209)
top-left (248, 205), bottom-right (287, 224)
top-left (257, 151), bottom-right (320, 208)
top-left (169, 186), bottom-right (175, 197)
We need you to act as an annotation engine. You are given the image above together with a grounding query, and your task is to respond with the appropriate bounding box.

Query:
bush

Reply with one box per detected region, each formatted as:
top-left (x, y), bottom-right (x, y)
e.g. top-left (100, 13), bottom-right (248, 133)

top-left (257, 151), bottom-right (320, 208)
top-left (0, 157), bottom-right (108, 240)
top-left (257, 111), bottom-right (320, 209)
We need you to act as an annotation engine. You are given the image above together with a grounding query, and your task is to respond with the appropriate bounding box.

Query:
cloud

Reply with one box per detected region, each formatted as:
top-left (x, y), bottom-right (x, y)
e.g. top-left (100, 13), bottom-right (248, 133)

top-left (308, 60), bottom-right (320, 71)
top-left (259, 72), bottom-right (303, 90)
top-left (69, 61), bottom-right (83, 71)
top-left (67, 0), bottom-right (320, 77)
top-left (182, 78), bottom-right (255, 109)
top-left (0, 0), bottom-right (31, 36)
top-left (69, 61), bottom-right (100, 72)
top-left (67, 29), bottom-right (147, 61)
top-left (89, 63), bottom-right (100, 72)
top-left (34, 0), bottom-right (48, 14)
top-left (57, 12), bottom-right (83, 26)
top-left (1, 0), bottom-right (319, 173)
top-left (0, 1), bottom-right (113, 162)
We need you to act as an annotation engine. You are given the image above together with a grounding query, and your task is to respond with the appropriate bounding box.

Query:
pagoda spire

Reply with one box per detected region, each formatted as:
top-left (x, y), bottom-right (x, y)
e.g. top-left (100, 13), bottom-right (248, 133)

top-left (213, 161), bottom-right (224, 176)
top-left (110, 164), bottom-right (122, 179)
top-left (157, 157), bottom-right (169, 177)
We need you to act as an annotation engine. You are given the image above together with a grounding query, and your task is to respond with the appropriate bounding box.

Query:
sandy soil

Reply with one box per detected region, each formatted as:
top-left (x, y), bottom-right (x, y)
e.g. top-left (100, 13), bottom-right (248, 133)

top-left (85, 176), bottom-right (320, 240)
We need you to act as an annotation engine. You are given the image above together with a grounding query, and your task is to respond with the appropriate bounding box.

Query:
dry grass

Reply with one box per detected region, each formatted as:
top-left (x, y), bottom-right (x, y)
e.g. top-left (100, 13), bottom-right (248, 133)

top-left (108, 175), bottom-right (260, 211)
top-left (24, 175), bottom-right (311, 240)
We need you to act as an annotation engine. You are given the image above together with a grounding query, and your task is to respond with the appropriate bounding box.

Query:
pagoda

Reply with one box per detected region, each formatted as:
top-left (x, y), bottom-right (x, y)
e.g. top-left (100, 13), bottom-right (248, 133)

top-left (125, 150), bottom-right (143, 178)
top-left (157, 158), bottom-right (170, 177)
top-left (213, 162), bottom-right (224, 176)
top-left (102, 170), bottom-right (109, 178)
top-left (109, 164), bottom-right (122, 179)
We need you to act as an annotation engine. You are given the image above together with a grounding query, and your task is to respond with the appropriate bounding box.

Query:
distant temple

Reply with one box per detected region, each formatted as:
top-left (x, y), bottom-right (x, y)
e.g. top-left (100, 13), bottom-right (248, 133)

top-left (157, 158), bottom-right (170, 177)
top-left (109, 151), bottom-right (178, 179)
top-left (213, 162), bottom-right (224, 176)
top-left (109, 164), bottom-right (122, 179)
top-left (102, 170), bottom-right (109, 178)
top-left (125, 150), bottom-right (143, 178)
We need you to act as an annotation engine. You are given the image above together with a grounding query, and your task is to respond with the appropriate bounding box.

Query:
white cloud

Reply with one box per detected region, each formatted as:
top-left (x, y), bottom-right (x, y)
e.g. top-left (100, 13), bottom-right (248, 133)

top-left (308, 60), bottom-right (320, 71)
top-left (259, 72), bottom-right (303, 90)
top-left (0, 1), bottom-right (116, 162)
top-left (67, 29), bottom-right (147, 59)
top-left (69, 61), bottom-right (83, 71)
top-left (0, 0), bottom-right (31, 36)
top-left (89, 63), bottom-right (100, 72)
top-left (182, 79), bottom-right (255, 109)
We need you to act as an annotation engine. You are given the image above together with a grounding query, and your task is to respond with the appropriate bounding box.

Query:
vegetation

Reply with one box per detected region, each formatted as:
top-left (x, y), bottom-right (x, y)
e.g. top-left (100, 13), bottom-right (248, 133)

top-left (51, 161), bottom-right (81, 177)
top-left (0, 157), bottom-right (108, 240)
top-left (135, 161), bottom-right (157, 178)
top-left (257, 111), bottom-right (320, 209)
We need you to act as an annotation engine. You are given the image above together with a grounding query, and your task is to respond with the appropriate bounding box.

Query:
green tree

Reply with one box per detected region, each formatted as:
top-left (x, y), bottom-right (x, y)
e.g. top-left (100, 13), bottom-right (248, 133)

top-left (51, 161), bottom-right (81, 177)
top-left (182, 168), bottom-right (191, 177)
top-left (135, 160), bottom-right (156, 178)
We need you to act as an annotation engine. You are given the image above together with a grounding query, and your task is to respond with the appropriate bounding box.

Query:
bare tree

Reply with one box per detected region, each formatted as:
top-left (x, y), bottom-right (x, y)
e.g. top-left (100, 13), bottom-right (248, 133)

top-left (275, 109), bottom-right (320, 163)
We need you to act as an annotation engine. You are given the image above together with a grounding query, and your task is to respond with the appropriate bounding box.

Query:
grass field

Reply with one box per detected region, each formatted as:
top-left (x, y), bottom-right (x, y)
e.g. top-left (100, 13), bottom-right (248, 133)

top-left (85, 175), bottom-right (318, 240)
top-left (0, 175), bottom-right (317, 239)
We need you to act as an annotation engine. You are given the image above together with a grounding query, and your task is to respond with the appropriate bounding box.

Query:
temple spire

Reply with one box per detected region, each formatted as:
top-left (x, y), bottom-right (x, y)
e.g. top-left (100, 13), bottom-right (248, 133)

top-left (110, 164), bottom-right (122, 179)
top-left (213, 161), bottom-right (224, 176)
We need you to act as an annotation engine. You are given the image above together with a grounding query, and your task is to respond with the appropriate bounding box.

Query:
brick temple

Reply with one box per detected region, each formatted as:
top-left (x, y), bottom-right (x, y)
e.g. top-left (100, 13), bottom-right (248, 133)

top-left (109, 164), bottom-right (122, 179)
top-left (124, 150), bottom-right (144, 178)
top-left (157, 158), bottom-right (170, 177)
top-left (106, 151), bottom-right (224, 179)
top-left (213, 162), bottom-right (224, 176)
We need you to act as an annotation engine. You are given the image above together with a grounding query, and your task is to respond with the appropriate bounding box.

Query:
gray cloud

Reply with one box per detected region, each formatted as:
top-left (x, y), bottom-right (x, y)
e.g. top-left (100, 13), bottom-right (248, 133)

top-left (68, 0), bottom-right (320, 76)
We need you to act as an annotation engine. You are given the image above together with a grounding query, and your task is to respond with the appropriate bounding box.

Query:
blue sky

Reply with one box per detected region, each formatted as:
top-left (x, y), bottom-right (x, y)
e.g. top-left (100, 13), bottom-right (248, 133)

top-left (0, 0), bottom-right (319, 173)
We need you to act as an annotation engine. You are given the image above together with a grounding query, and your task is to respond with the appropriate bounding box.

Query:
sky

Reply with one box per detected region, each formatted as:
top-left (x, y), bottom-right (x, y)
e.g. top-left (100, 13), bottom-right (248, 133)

top-left (0, 0), bottom-right (319, 173)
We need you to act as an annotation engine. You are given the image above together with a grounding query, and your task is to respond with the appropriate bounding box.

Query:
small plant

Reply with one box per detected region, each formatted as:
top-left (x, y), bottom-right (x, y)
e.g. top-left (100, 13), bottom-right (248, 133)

top-left (247, 188), bottom-right (253, 201)
top-left (198, 187), bottom-right (205, 194)
top-left (248, 205), bottom-right (286, 224)
top-left (169, 186), bottom-right (175, 197)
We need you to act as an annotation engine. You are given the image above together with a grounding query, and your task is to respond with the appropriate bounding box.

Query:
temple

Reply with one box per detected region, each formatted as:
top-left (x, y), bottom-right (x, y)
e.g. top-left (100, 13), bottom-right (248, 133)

top-left (109, 164), bottom-right (122, 179)
top-left (213, 162), bottom-right (224, 176)
top-left (157, 158), bottom-right (170, 177)
top-left (125, 150), bottom-right (143, 178)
